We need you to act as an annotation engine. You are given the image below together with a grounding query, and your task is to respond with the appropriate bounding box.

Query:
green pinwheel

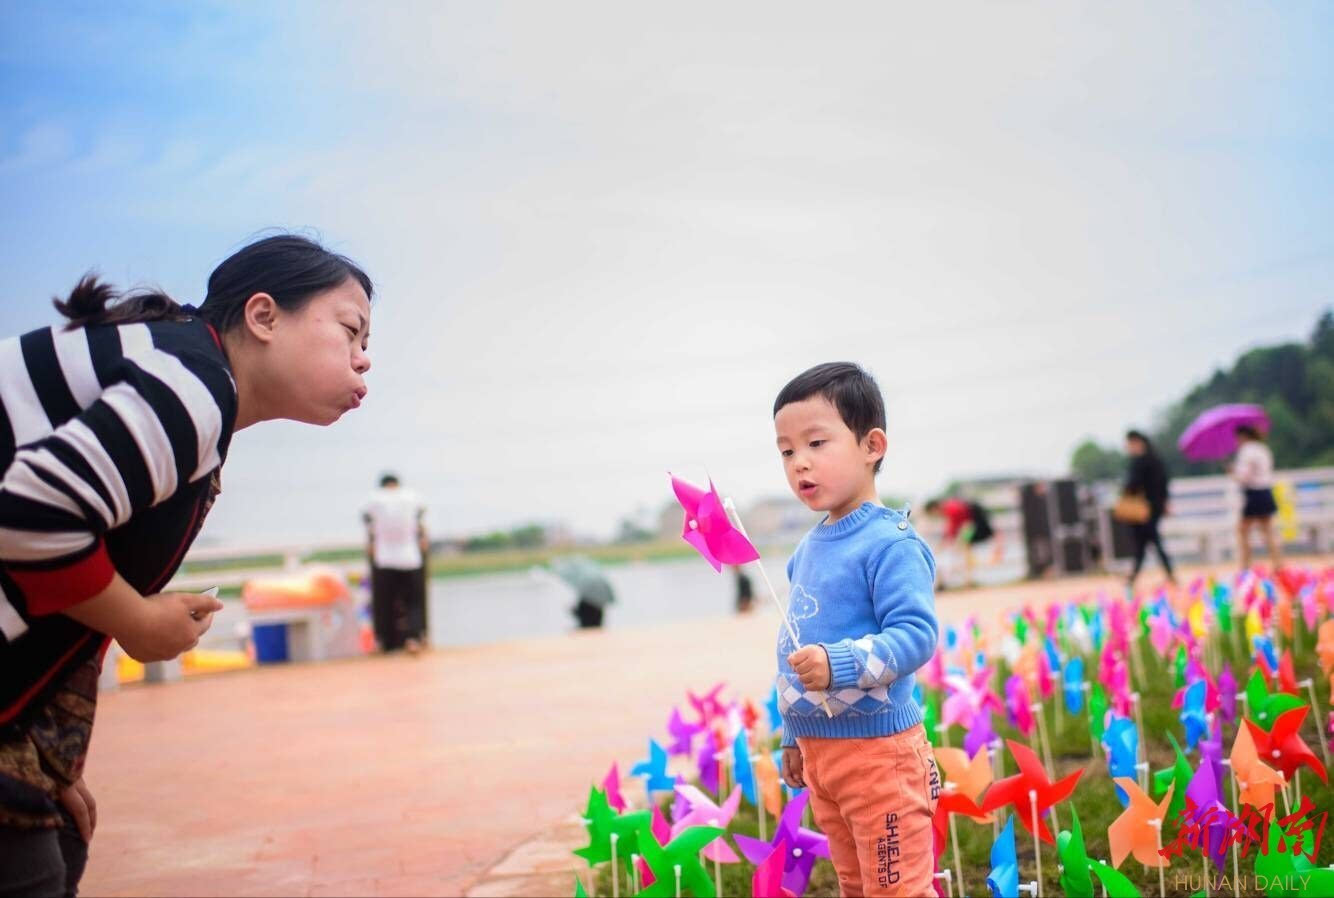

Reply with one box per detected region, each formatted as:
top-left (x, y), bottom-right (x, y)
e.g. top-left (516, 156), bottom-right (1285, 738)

top-left (1057, 806), bottom-right (1095, 898)
top-left (1254, 815), bottom-right (1334, 897)
top-left (635, 822), bottom-right (725, 897)
top-left (1244, 669), bottom-right (1305, 732)
top-left (923, 690), bottom-right (941, 747)
top-left (1088, 859), bottom-right (1141, 898)
top-left (1173, 644), bottom-right (1188, 688)
top-left (1089, 683), bottom-right (1109, 743)
top-left (573, 787), bottom-right (650, 871)
top-left (1151, 732), bottom-right (1192, 825)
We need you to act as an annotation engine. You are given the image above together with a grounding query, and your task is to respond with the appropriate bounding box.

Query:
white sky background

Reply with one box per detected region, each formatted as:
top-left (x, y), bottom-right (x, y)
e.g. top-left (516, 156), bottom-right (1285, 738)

top-left (1, 3), bottom-right (1330, 544)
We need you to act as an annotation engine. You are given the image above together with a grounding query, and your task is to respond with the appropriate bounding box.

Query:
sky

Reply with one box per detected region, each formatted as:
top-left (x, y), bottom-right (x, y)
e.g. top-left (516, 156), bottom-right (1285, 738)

top-left (1, 2), bottom-right (1331, 546)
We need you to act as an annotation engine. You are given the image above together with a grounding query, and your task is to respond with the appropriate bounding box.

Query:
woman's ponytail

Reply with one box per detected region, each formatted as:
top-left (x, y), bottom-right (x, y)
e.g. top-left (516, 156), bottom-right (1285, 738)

top-left (53, 273), bottom-right (189, 330)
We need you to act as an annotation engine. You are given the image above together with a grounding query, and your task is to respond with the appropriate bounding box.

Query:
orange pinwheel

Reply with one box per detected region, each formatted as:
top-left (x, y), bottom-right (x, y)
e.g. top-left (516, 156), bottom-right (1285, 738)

top-left (934, 746), bottom-right (993, 804)
top-left (1229, 724), bottom-right (1288, 809)
top-left (1108, 777), bottom-right (1174, 868)
top-left (1243, 707), bottom-right (1328, 784)
top-left (1318, 619), bottom-right (1334, 676)
top-left (753, 750), bottom-right (784, 817)
top-left (980, 739), bottom-right (1082, 844)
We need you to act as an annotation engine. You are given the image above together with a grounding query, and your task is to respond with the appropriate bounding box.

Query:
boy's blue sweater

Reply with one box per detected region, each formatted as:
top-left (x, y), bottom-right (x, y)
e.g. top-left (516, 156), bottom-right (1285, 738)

top-left (777, 502), bottom-right (939, 747)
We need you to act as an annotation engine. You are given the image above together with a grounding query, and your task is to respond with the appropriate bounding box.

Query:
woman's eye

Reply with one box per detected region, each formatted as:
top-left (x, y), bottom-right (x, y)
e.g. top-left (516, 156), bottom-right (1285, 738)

top-left (781, 449), bottom-right (793, 458)
top-left (344, 325), bottom-right (359, 338)
top-left (810, 440), bottom-right (825, 448)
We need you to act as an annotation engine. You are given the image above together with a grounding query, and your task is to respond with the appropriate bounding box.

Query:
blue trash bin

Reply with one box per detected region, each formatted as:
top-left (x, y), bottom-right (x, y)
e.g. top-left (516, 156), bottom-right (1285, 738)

top-left (252, 623), bottom-right (289, 663)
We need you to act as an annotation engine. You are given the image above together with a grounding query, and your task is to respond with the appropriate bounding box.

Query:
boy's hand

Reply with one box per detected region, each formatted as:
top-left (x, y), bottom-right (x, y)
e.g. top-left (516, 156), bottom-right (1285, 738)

top-left (781, 747), bottom-right (805, 789)
top-left (788, 645), bottom-right (832, 691)
top-left (118, 592), bottom-right (223, 662)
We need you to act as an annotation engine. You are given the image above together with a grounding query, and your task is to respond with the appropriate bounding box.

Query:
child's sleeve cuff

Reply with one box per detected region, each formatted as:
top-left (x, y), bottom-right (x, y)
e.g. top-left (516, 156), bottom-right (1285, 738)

top-left (822, 640), bottom-right (860, 690)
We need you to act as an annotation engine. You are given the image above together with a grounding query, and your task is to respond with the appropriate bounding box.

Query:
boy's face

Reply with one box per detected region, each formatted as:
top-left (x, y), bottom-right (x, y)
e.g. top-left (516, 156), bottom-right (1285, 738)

top-left (774, 395), bottom-right (883, 516)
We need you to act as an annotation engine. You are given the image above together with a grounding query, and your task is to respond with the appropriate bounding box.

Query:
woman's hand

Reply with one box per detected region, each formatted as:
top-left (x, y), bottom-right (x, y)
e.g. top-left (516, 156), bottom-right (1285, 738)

top-left (117, 592), bottom-right (223, 662)
top-left (780, 747), bottom-right (805, 789)
top-left (60, 777), bottom-right (97, 843)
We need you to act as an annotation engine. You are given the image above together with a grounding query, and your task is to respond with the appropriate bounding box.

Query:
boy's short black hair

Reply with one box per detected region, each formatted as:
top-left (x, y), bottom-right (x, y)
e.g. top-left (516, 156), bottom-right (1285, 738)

top-left (773, 362), bottom-right (887, 474)
top-left (379, 473), bottom-right (400, 487)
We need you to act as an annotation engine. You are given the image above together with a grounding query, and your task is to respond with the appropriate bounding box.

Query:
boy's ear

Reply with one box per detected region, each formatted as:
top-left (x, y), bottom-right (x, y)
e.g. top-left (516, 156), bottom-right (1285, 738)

top-left (864, 428), bottom-right (887, 465)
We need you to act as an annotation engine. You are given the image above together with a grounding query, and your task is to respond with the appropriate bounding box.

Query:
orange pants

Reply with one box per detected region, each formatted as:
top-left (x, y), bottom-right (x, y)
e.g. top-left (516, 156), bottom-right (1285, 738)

top-left (797, 726), bottom-right (940, 897)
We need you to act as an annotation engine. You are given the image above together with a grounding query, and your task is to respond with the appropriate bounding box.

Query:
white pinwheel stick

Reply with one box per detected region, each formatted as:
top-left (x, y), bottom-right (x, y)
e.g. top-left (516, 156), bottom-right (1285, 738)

top-left (722, 497), bottom-right (833, 719)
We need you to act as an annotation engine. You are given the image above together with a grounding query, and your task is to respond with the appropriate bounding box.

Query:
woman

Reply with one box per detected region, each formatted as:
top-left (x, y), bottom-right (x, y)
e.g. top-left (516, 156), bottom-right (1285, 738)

top-left (1122, 429), bottom-right (1177, 590)
top-left (0, 235), bottom-right (373, 896)
top-left (1231, 424), bottom-right (1282, 572)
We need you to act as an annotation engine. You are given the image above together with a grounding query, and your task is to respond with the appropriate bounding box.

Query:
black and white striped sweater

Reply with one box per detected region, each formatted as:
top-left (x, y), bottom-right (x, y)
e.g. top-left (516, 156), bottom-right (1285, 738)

top-left (0, 315), bottom-right (236, 724)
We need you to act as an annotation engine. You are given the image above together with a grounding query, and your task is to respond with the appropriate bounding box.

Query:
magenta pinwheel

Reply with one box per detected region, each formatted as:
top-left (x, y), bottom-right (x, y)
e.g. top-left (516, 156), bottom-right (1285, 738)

top-left (734, 791), bottom-right (830, 896)
top-left (666, 706), bottom-right (706, 757)
top-left (941, 668), bottom-right (1003, 729)
top-left (670, 475), bottom-right (760, 572)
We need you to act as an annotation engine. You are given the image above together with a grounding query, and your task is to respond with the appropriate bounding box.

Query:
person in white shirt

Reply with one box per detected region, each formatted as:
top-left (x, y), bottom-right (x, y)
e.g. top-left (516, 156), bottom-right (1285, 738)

top-left (1230, 425), bottom-right (1282, 572)
top-left (362, 473), bottom-right (429, 653)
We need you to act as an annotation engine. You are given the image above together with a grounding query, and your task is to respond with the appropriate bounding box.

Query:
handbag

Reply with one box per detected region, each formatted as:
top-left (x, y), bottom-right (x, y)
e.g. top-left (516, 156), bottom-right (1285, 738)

top-left (1112, 493), bottom-right (1151, 525)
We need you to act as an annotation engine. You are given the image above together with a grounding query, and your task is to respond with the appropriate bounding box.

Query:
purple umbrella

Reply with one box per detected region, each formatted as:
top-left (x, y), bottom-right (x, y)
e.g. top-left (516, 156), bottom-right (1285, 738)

top-left (1177, 403), bottom-right (1269, 461)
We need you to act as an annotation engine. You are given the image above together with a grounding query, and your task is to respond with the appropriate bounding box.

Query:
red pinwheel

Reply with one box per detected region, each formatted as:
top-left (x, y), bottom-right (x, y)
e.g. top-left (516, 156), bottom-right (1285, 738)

top-left (670, 475), bottom-right (760, 572)
top-left (1244, 706), bottom-right (1328, 784)
top-left (980, 739), bottom-right (1083, 844)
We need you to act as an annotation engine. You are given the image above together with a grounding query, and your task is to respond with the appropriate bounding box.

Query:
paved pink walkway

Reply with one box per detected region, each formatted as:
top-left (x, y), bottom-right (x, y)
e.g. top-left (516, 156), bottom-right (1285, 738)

top-left (78, 563), bottom-right (1273, 896)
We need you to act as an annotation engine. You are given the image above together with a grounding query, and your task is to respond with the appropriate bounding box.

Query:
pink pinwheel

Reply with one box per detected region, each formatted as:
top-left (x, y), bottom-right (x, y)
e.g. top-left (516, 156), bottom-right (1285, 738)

top-left (1149, 612), bottom-right (1177, 657)
top-left (1005, 674), bottom-right (1035, 736)
top-left (670, 475), bottom-right (760, 572)
top-left (636, 804), bottom-right (675, 889)
top-left (602, 762), bottom-right (628, 812)
top-left (666, 707), bottom-right (705, 757)
top-left (752, 838), bottom-right (798, 898)
top-left (1037, 649), bottom-right (1055, 700)
top-left (735, 791), bottom-right (830, 896)
top-left (672, 784), bottom-right (742, 862)
top-left (688, 683), bottom-right (729, 728)
top-left (942, 669), bottom-right (1003, 729)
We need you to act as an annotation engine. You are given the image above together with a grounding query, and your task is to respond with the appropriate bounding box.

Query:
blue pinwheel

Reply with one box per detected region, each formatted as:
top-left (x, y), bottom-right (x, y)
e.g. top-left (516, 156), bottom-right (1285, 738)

top-left (765, 687), bottom-right (783, 734)
top-left (631, 739), bottom-right (675, 801)
top-left (733, 729), bottom-right (757, 805)
top-left (1063, 656), bottom-right (1086, 714)
top-left (1252, 634), bottom-right (1279, 672)
top-left (1179, 678), bottom-right (1210, 751)
top-left (1102, 716), bottom-right (1139, 807)
top-left (988, 815), bottom-right (1019, 898)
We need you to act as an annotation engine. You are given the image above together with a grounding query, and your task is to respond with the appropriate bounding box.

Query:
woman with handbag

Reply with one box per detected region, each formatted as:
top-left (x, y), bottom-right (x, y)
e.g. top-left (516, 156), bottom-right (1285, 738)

top-left (1119, 430), bottom-right (1177, 590)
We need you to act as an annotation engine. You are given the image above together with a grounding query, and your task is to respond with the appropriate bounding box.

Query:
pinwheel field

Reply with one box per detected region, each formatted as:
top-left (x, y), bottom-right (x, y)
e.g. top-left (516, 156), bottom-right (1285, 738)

top-left (575, 565), bottom-right (1334, 898)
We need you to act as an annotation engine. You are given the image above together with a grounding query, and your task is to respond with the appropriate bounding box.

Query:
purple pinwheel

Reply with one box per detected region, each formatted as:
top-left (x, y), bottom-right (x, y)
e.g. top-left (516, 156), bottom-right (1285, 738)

top-left (669, 775), bottom-right (690, 823)
top-left (666, 707), bottom-right (705, 757)
top-left (696, 730), bottom-right (720, 795)
top-left (1218, 664), bottom-right (1238, 724)
top-left (1199, 726), bottom-right (1225, 796)
top-left (631, 740), bottom-right (675, 802)
top-left (735, 791), bottom-right (830, 896)
top-left (670, 475), bottom-right (761, 572)
top-left (964, 707), bottom-right (998, 759)
top-left (1178, 679), bottom-right (1210, 751)
top-left (1185, 757), bottom-right (1228, 873)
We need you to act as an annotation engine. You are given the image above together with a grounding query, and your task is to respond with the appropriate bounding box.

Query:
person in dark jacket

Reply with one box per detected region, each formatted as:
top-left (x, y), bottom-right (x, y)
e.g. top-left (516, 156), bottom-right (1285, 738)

top-left (1123, 429), bottom-right (1177, 590)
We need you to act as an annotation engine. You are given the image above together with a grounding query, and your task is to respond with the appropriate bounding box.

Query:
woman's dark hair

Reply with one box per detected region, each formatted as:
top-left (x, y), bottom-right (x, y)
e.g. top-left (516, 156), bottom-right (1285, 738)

top-left (1235, 424), bottom-right (1263, 441)
top-left (54, 234), bottom-right (373, 332)
top-left (1125, 429), bottom-right (1153, 450)
top-left (773, 361), bottom-right (887, 473)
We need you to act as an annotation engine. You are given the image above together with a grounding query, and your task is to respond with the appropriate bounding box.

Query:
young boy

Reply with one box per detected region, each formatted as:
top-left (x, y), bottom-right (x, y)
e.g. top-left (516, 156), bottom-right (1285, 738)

top-left (773, 362), bottom-right (940, 897)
